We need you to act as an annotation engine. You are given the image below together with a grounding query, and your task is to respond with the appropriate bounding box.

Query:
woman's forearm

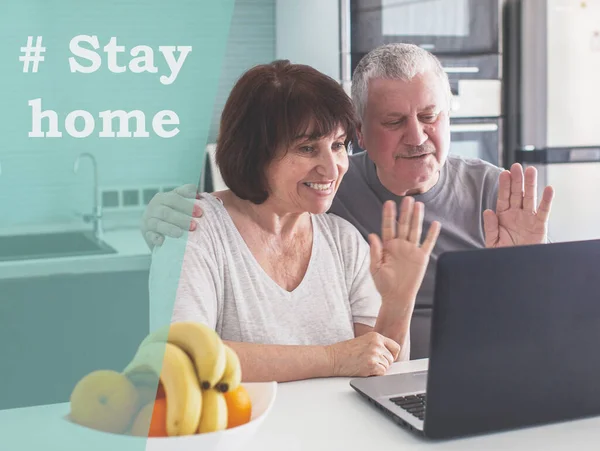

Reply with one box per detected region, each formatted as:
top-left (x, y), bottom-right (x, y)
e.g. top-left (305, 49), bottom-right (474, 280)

top-left (224, 340), bottom-right (334, 383)
top-left (373, 300), bottom-right (413, 361)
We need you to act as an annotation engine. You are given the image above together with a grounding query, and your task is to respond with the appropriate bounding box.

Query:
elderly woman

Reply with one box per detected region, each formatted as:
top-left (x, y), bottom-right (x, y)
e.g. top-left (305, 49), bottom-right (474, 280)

top-left (149, 60), bottom-right (440, 382)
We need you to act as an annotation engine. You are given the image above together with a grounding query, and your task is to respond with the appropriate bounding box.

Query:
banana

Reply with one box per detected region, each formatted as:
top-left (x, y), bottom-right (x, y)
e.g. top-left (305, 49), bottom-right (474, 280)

top-left (198, 389), bottom-right (228, 434)
top-left (216, 345), bottom-right (242, 393)
top-left (141, 321), bottom-right (227, 390)
top-left (123, 342), bottom-right (202, 436)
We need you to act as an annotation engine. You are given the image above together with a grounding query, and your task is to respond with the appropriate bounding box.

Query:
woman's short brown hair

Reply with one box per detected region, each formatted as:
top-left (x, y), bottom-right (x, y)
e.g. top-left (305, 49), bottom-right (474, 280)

top-left (215, 60), bottom-right (359, 204)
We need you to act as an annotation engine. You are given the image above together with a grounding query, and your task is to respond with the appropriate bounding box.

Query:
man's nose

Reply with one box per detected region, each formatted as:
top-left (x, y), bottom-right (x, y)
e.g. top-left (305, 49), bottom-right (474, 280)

top-left (403, 117), bottom-right (427, 146)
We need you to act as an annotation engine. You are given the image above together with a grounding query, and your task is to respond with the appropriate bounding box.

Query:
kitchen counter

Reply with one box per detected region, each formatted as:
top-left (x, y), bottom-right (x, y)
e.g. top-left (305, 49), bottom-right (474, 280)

top-left (0, 227), bottom-right (152, 280)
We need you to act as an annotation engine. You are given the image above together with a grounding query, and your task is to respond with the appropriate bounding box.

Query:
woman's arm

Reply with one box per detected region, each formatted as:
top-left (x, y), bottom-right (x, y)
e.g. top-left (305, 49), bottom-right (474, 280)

top-left (367, 199), bottom-right (440, 357)
top-left (226, 330), bottom-right (403, 382)
top-left (224, 341), bottom-right (332, 383)
top-left (355, 318), bottom-right (411, 361)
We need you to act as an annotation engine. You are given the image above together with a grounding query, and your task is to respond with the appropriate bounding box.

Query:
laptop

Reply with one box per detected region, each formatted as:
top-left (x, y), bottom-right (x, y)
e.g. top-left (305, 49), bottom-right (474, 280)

top-left (350, 239), bottom-right (600, 440)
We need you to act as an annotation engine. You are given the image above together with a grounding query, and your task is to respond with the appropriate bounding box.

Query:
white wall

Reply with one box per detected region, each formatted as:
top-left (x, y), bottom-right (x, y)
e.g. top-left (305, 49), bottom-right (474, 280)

top-left (546, 0), bottom-right (600, 148)
top-left (275, 0), bottom-right (340, 81)
top-left (532, 163), bottom-right (600, 243)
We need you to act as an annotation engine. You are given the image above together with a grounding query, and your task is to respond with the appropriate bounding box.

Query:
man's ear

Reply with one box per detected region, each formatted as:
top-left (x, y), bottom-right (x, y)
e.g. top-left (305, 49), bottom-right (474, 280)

top-left (356, 122), bottom-right (366, 149)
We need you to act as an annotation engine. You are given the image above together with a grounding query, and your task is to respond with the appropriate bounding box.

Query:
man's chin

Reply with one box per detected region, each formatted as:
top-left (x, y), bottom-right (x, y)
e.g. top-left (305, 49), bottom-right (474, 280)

top-left (393, 168), bottom-right (441, 195)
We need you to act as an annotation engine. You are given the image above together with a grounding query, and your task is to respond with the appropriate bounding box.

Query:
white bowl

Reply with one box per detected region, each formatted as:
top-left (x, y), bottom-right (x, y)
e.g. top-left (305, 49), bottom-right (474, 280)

top-left (145, 382), bottom-right (277, 451)
top-left (65, 382), bottom-right (277, 451)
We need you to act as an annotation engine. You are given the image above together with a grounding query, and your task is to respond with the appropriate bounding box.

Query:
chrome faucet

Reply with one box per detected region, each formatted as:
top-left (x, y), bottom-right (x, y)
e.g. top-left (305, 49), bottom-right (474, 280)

top-left (73, 152), bottom-right (103, 240)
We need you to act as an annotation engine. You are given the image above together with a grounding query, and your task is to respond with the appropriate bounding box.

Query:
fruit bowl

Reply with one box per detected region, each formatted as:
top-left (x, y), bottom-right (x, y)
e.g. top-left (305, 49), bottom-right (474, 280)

top-left (66, 322), bottom-right (276, 451)
top-left (144, 381), bottom-right (277, 451)
top-left (65, 381), bottom-right (277, 451)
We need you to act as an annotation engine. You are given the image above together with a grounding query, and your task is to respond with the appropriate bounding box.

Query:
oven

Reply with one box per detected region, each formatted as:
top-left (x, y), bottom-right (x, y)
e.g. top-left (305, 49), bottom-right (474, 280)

top-left (448, 117), bottom-right (503, 166)
top-left (350, 0), bottom-right (502, 61)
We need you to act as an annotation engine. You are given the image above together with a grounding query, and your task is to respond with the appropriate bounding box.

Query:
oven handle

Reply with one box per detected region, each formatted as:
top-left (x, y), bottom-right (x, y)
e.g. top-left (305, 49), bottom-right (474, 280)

top-left (443, 66), bottom-right (481, 74)
top-left (450, 123), bottom-right (499, 133)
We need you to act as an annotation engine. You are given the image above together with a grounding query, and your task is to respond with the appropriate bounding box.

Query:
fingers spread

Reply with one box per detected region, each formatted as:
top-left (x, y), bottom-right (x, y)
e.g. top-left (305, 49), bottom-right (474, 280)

top-left (537, 185), bottom-right (555, 224)
top-left (496, 170), bottom-right (512, 213)
top-left (421, 220), bottom-right (441, 255)
top-left (381, 200), bottom-right (397, 242)
top-left (368, 233), bottom-right (383, 274)
top-left (483, 209), bottom-right (499, 248)
top-left (509, 163), bottom-right (524, 210)
top-left (397, 197), bottom-right (415, 241)
top-left (523, 166), bottom-right (537, 213)
top-left (408, 201), bottom-right (424, 244)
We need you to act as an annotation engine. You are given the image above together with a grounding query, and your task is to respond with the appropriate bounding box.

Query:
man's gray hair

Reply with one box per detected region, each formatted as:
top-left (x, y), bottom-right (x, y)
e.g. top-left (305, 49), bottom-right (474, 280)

top-left (351, 43), bottom-right (453, 120)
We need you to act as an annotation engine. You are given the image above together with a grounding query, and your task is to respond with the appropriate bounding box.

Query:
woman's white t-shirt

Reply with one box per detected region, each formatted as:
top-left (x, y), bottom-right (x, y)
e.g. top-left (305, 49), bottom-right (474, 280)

top-left (149, 193), bottom-right (382, 346)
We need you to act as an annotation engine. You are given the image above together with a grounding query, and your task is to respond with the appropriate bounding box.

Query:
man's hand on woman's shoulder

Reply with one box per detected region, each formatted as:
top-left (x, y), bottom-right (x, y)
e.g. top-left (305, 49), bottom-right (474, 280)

top-left (141, 184), bottom-right (204, 249)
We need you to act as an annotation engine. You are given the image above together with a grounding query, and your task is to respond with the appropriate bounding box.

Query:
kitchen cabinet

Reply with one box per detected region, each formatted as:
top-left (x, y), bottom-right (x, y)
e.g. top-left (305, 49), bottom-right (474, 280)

top-left (0, 269), bottom-right (150, 410)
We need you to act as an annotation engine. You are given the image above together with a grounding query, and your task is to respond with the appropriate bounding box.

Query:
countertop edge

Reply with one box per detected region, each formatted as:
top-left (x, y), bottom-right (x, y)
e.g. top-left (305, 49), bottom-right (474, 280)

top-left (0, 254), bottom-right (151, 280)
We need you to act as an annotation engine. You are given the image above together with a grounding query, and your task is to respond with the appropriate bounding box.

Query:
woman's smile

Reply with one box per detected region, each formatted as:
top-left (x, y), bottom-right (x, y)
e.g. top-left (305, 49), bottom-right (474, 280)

top-left (303, 181), bottom-right (335, 195)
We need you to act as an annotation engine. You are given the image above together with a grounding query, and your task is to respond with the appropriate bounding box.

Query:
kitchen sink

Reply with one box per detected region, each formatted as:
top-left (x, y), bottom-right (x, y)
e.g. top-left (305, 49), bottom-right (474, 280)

top-left (0, 231), bottom-right (117, 262)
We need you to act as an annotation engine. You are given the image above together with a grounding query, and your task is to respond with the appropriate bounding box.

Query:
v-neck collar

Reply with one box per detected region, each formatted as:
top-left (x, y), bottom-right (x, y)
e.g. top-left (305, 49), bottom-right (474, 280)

top-left (205, 194), bottom-right (318, 297)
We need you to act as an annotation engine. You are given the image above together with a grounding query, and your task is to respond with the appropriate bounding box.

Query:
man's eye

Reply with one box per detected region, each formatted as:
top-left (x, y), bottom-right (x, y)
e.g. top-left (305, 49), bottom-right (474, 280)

top-left (384, 120), bottom-right (402, 127)
top-left (421, 115), bottom-right (437, 123)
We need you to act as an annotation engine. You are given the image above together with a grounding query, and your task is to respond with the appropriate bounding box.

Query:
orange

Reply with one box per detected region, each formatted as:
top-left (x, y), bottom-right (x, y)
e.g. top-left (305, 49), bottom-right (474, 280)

top-left (223, 385), bottom-right (252, 429)
top-left (130, 397), bottom-right (168, 437)
top-left (156, 382), bottom-right (166, 399)
top-left (135, 382), bottom-right (165, 407)
top-left (69, 369), bottom-right (140, 434)
top-left (147, 397), bottom-right (168, 437)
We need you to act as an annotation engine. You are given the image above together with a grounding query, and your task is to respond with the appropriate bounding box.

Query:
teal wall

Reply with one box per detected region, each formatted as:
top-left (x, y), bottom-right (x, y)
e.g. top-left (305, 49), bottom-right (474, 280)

top-left (0, 0), bottom-right (275, 229)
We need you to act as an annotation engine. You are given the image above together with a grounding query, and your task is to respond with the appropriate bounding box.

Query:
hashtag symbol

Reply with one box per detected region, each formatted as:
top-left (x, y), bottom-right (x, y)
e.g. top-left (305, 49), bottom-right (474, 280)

top-left (19, 36), bottom-right (46, 73)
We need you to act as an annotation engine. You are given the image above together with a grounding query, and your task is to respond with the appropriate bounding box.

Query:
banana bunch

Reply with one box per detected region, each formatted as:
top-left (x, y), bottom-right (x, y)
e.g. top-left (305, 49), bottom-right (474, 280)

top-left (123, 321), bottom-right (242, 437)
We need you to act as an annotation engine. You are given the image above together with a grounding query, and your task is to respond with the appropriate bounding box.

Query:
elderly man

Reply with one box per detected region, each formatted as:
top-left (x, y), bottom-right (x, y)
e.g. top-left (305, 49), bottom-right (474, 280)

top-left (140, 43), bottom-right (554, 359)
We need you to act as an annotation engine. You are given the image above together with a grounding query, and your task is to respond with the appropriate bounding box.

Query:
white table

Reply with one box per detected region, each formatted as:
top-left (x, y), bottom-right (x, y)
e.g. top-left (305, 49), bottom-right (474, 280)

top-left (2, 359), bottom-right (600, 450)
top-left (247, 359), bottom-right (600, 451)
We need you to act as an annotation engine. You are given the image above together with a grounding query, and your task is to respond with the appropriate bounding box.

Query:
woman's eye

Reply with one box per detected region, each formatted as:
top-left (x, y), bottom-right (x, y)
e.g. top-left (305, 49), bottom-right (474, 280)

top-left (299, 146), bottom-right (314, 153)
top-left (332, 142), bottom-right (346, 151)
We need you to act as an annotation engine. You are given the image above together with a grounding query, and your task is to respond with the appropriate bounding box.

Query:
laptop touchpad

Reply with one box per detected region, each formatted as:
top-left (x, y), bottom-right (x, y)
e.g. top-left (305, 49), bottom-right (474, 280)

top-left (367, 371), bottom-right (428, 397)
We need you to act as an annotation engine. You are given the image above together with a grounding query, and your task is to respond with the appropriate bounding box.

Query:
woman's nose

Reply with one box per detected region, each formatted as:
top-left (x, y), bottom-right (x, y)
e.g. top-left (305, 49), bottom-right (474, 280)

top-left (316, 151), bottom-right (339, 178)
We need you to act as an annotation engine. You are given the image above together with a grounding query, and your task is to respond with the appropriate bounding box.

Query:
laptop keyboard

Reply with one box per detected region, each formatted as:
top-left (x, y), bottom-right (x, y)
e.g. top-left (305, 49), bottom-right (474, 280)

top-left (389, 394), bottom-right (426, 420)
